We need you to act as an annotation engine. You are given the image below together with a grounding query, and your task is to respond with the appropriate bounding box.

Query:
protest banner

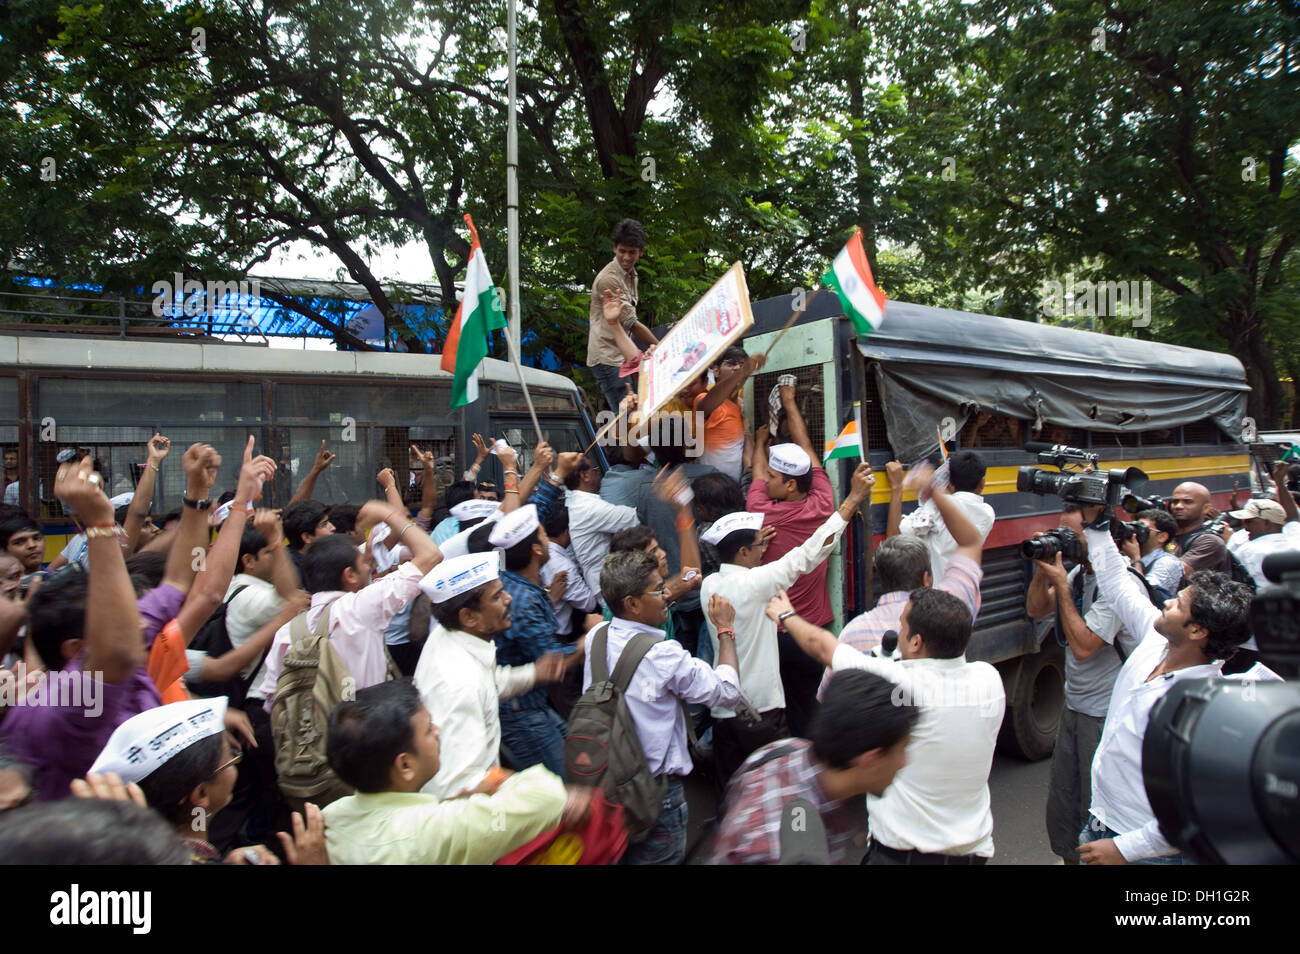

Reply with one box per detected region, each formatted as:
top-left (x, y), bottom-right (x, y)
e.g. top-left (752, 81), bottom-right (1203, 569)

top-left (637, 261), bottom-right (754, 418)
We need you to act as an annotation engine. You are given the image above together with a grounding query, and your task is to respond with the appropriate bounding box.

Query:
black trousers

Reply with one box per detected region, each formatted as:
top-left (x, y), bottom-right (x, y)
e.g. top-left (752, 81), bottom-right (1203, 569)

top-left (778, 628), bottom-right (824, 738)
top-left (208, 700), bottom-right (291, 857)
top-left (712, 707), bottom-right (789, 794)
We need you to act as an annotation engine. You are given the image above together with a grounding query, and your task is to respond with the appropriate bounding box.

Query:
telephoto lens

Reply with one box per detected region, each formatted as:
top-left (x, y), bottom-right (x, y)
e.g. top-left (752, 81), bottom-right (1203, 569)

top-left (1021, 528), bottom-right (1082, 562)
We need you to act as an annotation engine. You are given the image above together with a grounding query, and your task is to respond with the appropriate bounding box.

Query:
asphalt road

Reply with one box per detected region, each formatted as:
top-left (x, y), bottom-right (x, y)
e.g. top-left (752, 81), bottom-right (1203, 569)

top-left (685, 749), bottom-right (1058, 865)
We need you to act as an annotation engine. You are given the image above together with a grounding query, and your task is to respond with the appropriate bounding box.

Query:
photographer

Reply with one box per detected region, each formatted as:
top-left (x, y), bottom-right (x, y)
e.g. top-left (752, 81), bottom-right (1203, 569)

top-left (1168, 482), bottom-right (1232, 577)
top-left (1070, 503), bottom-right (1254, 864)
top-left (1120, 509), bottom-right (1182, 603)
top-left (1226, 460), bottom-right (1300, 590)
top-left (1025, 505), bottom-right (1137, 864)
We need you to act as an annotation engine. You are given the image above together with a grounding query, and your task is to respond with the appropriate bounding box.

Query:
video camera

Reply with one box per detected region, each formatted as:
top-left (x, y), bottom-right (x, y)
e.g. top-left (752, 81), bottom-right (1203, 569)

top-left (1142, 551), bottom-right (1300, 864)
top-left (1017, 443), bottom-right (1147, 507)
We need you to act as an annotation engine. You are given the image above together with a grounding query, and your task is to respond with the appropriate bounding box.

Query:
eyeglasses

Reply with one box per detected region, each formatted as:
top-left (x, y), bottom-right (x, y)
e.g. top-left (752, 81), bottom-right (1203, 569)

top-left (210, 748), bottom-right (243, 778)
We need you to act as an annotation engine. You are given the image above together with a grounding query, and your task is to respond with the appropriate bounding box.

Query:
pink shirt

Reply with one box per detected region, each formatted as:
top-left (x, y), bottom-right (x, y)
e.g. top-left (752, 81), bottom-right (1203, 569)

top-left (255, 562), bottom-right (424, 709)
top-left (748, 467), bottom-right (836, 624)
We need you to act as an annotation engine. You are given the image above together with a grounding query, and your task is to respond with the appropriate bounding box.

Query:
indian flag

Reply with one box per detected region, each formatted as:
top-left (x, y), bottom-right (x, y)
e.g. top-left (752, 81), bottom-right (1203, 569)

top-left (441, 215), bottom-right (506, 409)
top-left (822, 228), bottom-right (887, 337)
top-left (824, 406), bottom-right (864, 462)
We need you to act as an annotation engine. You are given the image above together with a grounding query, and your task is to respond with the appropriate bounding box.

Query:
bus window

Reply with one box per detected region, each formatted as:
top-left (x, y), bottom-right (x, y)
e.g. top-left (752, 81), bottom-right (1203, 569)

top-left (750, 364), bottom-right (826, 444)
top-left (490, 419), bottom-right (588, 474)
top-left (960, 411), bottom-right (1024, 449)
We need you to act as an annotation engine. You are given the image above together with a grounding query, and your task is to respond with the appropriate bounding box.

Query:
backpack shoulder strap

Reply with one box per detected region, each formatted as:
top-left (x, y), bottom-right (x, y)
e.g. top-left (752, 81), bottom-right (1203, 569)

top-left (225, 584), bottom-right (251, 607)
top-left (588, 622), bottom-right (613, 684)
top-left (609, 632), bottom-right (661, 693)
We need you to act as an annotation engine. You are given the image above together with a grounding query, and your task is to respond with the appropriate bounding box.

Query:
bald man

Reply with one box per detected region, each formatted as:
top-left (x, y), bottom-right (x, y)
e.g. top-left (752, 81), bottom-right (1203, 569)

top-left (1168, 482), bottom-right (1231, 577)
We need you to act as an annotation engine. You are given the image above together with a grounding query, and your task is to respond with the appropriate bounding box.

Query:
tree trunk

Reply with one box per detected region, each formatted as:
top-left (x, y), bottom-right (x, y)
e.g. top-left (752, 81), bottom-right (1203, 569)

top-left (1228, 305), bottom-right (1285, 429)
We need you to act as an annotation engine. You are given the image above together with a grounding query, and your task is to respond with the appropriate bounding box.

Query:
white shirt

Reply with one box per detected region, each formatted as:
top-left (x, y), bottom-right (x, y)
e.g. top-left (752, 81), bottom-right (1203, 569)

top-left (583, 616), bottom-right (743, 777)
top-left (1232, 522), bottom-right (1300, 589)
top-left (223, 574), bottom-right (284, 679)
top-left (832, 645), bottom-right (1005, 857)
top-left (898, 491), bottom-right (994, 582)
top-left (251, 562), bottom-right (423, 706)
top-left (566, 489), bottom-right (640, 596)
top-left (700, 511), bottom-right (849, 717)
top-left (1082, 525), bottom-right (1223, 862)
top-left (414, 624), bottom-right (537, 800)
top-left (539, 542), bottom-right (598, 632)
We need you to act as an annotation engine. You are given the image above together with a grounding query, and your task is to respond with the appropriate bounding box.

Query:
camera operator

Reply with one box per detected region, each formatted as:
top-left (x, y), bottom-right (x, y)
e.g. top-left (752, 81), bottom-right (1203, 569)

top-left (1168, 482), bottom-right (1232, 577)
top-left (1025, 505), bottom-right (1137, 865)
top-left (1071, 503), bottom-right (1254, 865)
top-left (1120, 509), bottom-right (1182, 603)
top-left (1226, 460), bottom-right (1300, 591)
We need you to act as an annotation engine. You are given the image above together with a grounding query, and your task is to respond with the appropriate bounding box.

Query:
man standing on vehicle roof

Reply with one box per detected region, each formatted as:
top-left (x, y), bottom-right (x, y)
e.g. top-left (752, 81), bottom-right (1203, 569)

top-left (587, 219), bottom-right (658, 413)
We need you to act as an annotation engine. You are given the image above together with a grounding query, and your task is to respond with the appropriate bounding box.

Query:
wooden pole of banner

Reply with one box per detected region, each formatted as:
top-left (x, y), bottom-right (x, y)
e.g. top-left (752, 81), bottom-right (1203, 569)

top-left (764, 286), bottom-right (823, 360)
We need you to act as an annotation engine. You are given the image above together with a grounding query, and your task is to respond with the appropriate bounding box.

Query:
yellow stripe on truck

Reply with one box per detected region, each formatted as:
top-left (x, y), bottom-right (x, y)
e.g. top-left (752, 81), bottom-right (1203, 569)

top-left (869, 453), bottom-right (1248, 505)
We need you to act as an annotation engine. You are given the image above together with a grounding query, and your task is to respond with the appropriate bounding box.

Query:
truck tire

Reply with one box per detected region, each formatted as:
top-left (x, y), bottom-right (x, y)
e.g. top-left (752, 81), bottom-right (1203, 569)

top-left (997, 641), bottom-right (1065, 761)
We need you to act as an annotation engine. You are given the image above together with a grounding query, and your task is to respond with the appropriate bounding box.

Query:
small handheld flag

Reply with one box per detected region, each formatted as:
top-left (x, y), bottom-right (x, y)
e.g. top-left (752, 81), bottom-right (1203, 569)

top-left (822, 228), bottom-right (887, 337)
top-left (824, 404), bottom-right (865, 463)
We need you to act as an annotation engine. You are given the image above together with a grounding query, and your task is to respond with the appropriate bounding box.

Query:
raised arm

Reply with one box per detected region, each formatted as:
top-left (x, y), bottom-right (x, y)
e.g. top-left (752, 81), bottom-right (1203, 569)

top-left (411, 444), bottom-right (439, 523)
top-left (885, 460), bottom-right (905, 538)
top-left (601, 288), bottom-right (641, 363)
top-left (929, 476), bottom-right (984, 565)
top-left (1034, 555), bottom-right (1104, 660)
top-left (357, 499), bottom-right (440, 574)
top-left (161, 442), bottom-right (222, 593)
top-left (517, 441), bottom-right (554, 512)
top-left (289, 440), bottom-right (335, 505)
top-left (56, 456), bottom-right (142, 684)
top-left (751, 463), bottom-right (874, 593)
top-left (1080, 506), bottom-right (1160, 640)
top-left (123, 434), bottom-right (170, 554)
top-left (174, 438), bottom-right (277, 644)
top-left (1273, 460), bottom-right (1299, 525)
top-left (751, 424), bottom-right (772, 485)
top-left (764, 591), bottom-right (837, 668)
top-left (698, 353), bottom-right (766, 420)
top-left (253, 509), bottom-right (301, 601)
top-left (657, 468), bottom-right (703, 602)
top-left (377, 467), bottom-right (406, 515)
top-left (779, 384), bottom-right (817, 466)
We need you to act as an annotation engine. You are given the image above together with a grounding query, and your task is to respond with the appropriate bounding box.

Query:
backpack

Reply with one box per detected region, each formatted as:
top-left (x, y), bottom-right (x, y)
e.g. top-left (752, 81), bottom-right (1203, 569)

top-left (187, 585), bottom-right (261, 705)
top-left (270, 602), bottom-right (399, 810)
top-left (1179, 528), bottom-right (1258, 594)
top-left (564, 623), bottom-right (665, 844)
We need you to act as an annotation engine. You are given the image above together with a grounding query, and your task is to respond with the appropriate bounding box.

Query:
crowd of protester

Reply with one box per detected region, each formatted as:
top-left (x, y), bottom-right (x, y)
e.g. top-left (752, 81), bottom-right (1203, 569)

top-left (0, 219), bottom-right (1292, 865)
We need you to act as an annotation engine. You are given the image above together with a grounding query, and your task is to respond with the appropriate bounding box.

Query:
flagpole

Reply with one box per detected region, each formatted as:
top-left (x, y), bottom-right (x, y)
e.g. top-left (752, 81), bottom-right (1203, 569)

top-left (506, 0), bottom-right (521, 359)
top-left (764, 287), bottom-right (822, 360)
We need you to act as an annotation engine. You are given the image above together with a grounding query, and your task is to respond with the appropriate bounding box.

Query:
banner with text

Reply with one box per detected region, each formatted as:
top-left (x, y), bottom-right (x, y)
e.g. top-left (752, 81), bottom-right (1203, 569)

top-left (638, 261), bottom-right (754, 419)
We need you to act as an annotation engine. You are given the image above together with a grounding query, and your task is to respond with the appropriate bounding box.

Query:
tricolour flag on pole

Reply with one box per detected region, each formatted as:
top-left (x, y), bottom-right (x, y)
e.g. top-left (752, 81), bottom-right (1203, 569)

top-left (824, 405), bottom-right (864, 463)
top-left (441, 215), bottom-right (507, 409)
top-left (822, 228), bottom-right (887, 337)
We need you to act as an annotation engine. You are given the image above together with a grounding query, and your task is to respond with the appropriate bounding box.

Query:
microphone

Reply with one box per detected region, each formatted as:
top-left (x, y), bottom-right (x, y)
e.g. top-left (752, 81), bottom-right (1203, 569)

top-left (880, 629), bottom-right (899, 657)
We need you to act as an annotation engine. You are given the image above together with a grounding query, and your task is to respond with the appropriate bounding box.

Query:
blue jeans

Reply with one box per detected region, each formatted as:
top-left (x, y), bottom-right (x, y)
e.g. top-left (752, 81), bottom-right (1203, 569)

top-left (1079, 813), bottom-right (1185, 865)
top-left (591, 363), bottom-right (629, 414)
top-left (622, 777), bottom-right (687, 866)
top-left (499, 705), bottom-right (567, 779)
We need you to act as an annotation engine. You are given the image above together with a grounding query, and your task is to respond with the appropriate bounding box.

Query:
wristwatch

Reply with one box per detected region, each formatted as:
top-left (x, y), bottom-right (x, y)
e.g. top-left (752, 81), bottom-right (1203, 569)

top-left (182, 496), bottom-right (214, 511)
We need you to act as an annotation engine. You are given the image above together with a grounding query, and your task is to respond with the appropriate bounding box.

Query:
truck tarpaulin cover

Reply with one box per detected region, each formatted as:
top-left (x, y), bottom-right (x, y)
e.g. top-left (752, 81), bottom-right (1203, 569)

top-left (856, 300), bottom-right (1249, 463)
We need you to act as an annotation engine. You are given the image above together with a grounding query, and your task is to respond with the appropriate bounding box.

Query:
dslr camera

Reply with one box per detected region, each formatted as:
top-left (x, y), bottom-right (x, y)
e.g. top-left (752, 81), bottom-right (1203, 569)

top-left (1021, 527), bottom-right (1082, 562)
top-left (1109, 519), bottom-right (1150, 546)
top-left (1017, 443), bottom-right (1147, 507)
